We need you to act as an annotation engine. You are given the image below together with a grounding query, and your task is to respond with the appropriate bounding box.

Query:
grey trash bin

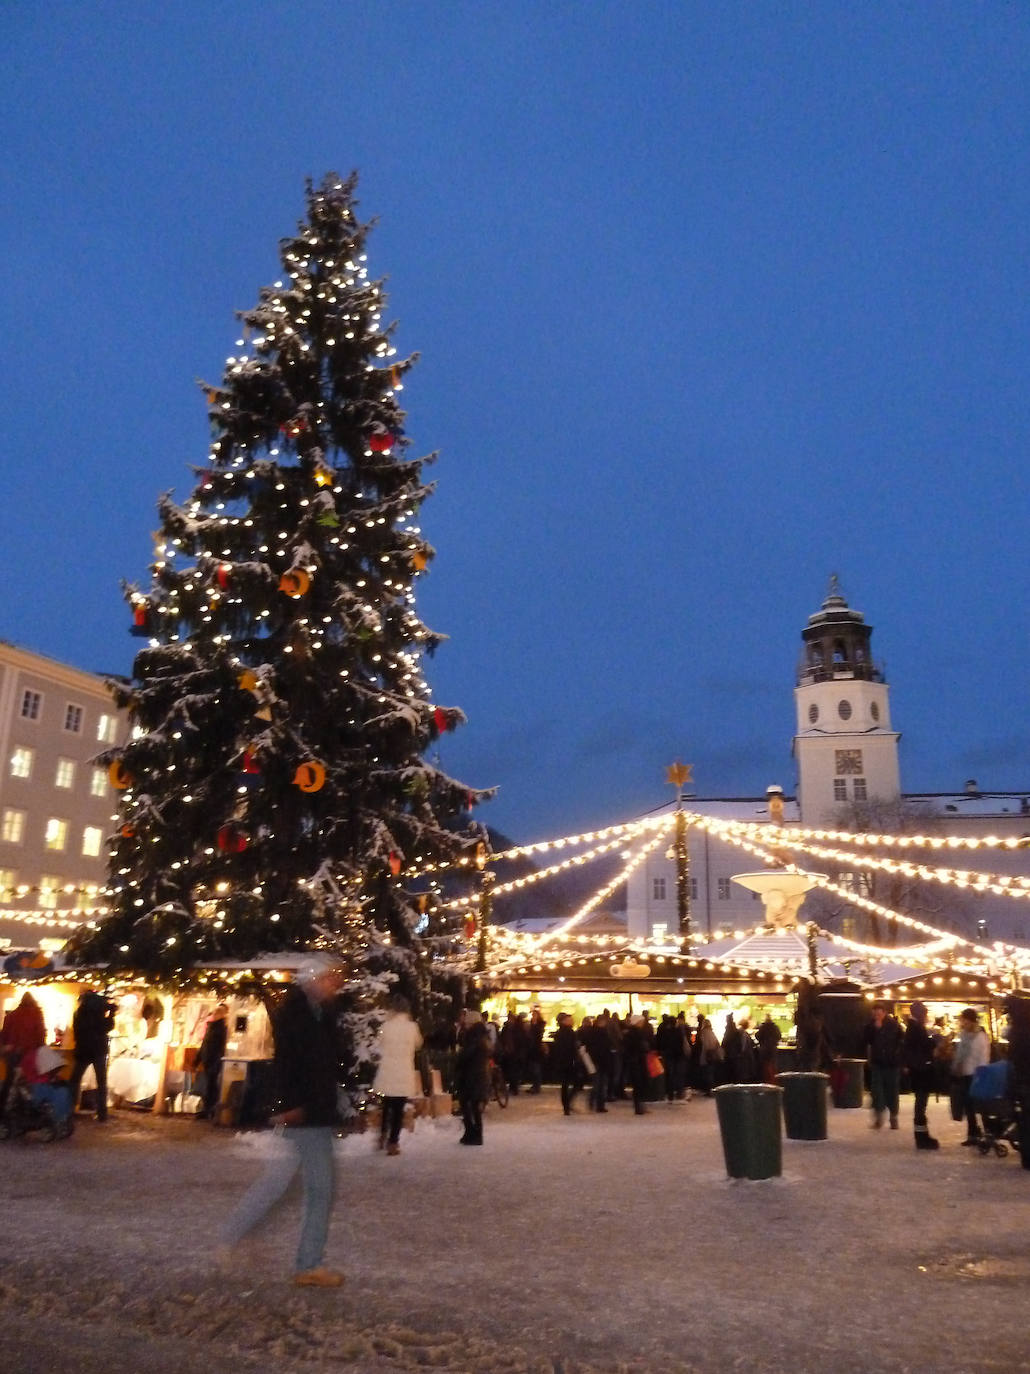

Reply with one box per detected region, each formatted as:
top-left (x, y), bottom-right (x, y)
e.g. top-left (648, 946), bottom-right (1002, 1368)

top-left (714, 1083), bottom-right (783, 1179)
top-left (831, 1058), bottom-right (865, 1109)
top-left (776, 1071), bottom-right (830, 1140)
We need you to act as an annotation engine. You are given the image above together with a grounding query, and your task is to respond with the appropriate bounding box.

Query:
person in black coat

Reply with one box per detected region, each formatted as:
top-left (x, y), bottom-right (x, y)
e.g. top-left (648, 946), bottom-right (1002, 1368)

top-left (583, 1016), bottom-right (614, 1112)
top-left (621, 1015), bottom-right (652, 1116)
top-left (69, 988), bottom-right (115, 1121)
top-left (454, 1018), bottom-right (490, 1145)
top-left (1003, 994), bottom-right (1030, 1171)
top-left (903, 1000), bottom-right (940, 1150)
top-left (550, 1013), bottom-right (582, 1116)
top-left (196, 1002), bottom-right (229, 1120)
top-left (220, 960), bottom-right (345, 1286)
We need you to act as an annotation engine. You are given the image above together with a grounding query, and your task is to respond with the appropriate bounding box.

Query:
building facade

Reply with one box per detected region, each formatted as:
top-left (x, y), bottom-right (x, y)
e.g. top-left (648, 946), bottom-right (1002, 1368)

top-left (0, 641), bottom-right (129, 947)
top-left (626, 582), bottom-right (1030, 944)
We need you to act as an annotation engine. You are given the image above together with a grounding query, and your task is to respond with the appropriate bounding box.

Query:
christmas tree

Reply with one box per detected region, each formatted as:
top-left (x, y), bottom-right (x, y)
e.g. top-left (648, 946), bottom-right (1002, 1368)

top-left (70, 173), bottom-right (490, 1039)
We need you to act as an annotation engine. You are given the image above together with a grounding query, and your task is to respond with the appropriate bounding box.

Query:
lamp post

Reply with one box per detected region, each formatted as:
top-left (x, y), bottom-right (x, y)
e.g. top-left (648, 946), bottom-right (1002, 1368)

top-left (666, 761), bottom-right (693, 946)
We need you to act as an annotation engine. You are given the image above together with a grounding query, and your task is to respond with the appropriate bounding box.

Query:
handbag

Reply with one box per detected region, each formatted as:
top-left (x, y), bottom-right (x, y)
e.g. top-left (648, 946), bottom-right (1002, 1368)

top-left (577, 1045), bottom-right (595, 1076)
top-left (646, 1050), bottom-right (664, 1079)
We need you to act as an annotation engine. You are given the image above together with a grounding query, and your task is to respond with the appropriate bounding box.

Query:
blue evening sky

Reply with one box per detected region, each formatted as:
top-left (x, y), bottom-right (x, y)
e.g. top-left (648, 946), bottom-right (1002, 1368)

top-left (2, 3), bottom-right (1029, 842)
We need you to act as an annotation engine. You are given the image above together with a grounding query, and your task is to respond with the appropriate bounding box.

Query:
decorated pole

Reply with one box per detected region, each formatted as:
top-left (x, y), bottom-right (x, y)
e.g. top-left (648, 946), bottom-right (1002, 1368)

top-left (666, 762), bottom-right (693, 946)
top-left (475, 841), bottom-right (492, 974)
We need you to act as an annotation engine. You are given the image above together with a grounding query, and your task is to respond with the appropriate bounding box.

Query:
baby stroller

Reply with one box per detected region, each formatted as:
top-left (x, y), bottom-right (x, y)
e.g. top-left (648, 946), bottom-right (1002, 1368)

top-left (969, 1059), bottom-right (1021, 1158)
top-left (0, 1047), bottom-right (75, 1143)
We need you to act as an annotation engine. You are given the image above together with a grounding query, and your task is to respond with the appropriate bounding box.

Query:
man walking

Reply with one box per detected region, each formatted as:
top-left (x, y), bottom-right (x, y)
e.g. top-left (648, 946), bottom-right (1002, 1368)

top-left (69, 988), bottom-right (115, 1121)
top-left (220, 958), bottom-right (345, 1286)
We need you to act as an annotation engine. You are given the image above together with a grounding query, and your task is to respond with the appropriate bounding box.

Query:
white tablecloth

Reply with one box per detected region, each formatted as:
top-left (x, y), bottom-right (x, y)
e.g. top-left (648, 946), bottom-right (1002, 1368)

top-left (107, 1055), bottom-right (162, 1103)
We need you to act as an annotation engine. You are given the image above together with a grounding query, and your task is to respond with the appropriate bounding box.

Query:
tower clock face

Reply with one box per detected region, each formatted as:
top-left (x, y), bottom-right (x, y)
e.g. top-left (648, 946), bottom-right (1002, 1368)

top-left (838, 699), bottom-right (852, 721)
top-left (808, 704), bottom-right (819, 724)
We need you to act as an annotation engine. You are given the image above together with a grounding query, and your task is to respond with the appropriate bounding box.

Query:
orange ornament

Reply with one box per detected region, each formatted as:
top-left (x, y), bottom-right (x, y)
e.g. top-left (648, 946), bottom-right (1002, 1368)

top-left (279, 569), bottom-right (311, 598)
top-left (293, 760), bottom-right (326, 793)
top-left (109, 759), bottom-right (133, 790)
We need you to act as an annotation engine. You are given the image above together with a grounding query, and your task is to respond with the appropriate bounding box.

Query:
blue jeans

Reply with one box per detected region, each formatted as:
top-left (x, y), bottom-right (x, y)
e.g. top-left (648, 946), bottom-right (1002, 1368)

top-left (222, 1126), bottom-right (336, 1273)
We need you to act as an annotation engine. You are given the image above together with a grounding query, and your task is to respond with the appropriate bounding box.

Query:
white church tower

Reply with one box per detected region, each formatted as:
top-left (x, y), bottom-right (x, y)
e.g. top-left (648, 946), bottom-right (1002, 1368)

top-left (793, 577), bottom-right (901, 825)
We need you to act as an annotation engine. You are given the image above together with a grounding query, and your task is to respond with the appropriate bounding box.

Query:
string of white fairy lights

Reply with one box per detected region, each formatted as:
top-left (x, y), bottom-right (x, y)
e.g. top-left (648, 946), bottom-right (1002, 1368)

top-left (687, 816), bottom-right (1030, 970)
top-left (715, 819), bottom-right (1030, 854)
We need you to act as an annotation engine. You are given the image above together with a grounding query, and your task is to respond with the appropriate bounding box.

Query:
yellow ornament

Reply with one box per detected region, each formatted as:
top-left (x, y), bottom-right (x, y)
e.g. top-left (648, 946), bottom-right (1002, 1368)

top-left (294, 760), bottom-right (326, 793)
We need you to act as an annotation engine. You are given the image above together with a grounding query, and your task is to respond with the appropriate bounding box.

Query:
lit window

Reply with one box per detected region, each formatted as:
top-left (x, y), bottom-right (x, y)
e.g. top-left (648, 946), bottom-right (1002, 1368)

top-left (2, 809), bottom-right (26, 844)
top-left (38, 877), bottom-right (59, 910)
top-left (10, 747), bottom-right (33, 779)
top-left (64, 703), bottom-right (83, 733)
top-left (45, 818), bottom-right (68, 851)
top-left (20, 690), bottom-right (42, 721)
top-left (833, 778), bottom-right (848, 802)
top-left (82, 826), bottom-right (103, 857)
top-left (55, 758), bottom-right (76, 789)
top-left (97, 713), bottom-right (118, 744)
top-left (717, 878), bottom-right (731, 900)
top-left (0, 868), bottom-right (14, 899)
top-left (652, 877), bottom-right (667, 901)
top-left (90, 767), bottom-right (108, 798)
top-left (853, 777), bottom-right (868, 801)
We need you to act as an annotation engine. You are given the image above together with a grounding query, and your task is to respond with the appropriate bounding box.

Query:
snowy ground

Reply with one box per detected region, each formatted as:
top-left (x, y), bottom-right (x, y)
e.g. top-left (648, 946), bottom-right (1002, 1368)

top-left (2, 1088), bottom-right (1029, 1374)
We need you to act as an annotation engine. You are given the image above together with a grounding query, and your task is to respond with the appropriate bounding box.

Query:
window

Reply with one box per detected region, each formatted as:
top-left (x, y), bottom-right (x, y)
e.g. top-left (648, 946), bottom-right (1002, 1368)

top-left (837, 699), bottom-right (852, 721)
top-left (20, 689), bottom-right (41, 721)
top-left (652, 877), bottom-right (667, 901)
top-left (2, 809), bottom-right (26, 844)
top-left (0, 868), bottom-right (14, 900)
top-left (45, 818), bottom-right (68, 851)
top-left (833, 778), bottom-right (848, 802)
top-left (689, 877), bottom-right (698, 901)
top-left (97, 713), bottom-right (118, 744)
top-left (55, 758), bottom-right (76, 789)
top-left (853, 777), bottom-right (868, 802)
top-left (90, 767), bottom-right (109, 798)
top-left (38, 876), bottom-right (60, 910)
top-left (9, 746), bottom-right (33, 779)
top-left (82, 826), bottom-right (103, 857)
top-left (64, 703), bottom-right (84, 733)
top-left (717, 877), bottom-right (731, 900)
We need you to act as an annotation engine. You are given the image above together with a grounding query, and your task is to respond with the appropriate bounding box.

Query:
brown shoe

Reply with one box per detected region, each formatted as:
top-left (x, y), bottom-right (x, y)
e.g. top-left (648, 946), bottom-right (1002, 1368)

top-left (386, 1142), bottom-right (400, 1156)
top-left (293, 1267), bottom-right (344, 1288)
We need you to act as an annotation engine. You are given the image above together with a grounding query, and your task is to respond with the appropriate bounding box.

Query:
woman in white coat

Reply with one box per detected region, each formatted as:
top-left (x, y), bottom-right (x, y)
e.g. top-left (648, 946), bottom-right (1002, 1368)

top-left (373, 995), bottom-right (423, 1156)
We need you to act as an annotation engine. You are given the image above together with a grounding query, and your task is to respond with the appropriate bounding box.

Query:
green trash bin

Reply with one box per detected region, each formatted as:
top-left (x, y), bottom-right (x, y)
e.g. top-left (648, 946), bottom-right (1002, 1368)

top-left (831, 1058), bottom-right (865, 1109)
top-left (714, 1083), bottom-right (783, 1179)
top-left (776, 1072), bottom-right (829, 1140)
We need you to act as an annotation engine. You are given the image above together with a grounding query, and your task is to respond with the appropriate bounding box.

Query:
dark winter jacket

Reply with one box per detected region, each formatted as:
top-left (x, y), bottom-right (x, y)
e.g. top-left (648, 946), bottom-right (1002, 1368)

top-left (756, 1018), bottom-right (782, 1059)
top-left (902, 1019), bottom-right (936, 1092)
top-left (583, 1023), bottom-right (614, 1074)
top-left (550, 1024), bottom-right (580, 1077)
top-left (864, 1016), bottom-right (903, 1069)
top-left (453, 1022), bottom-right (490, 1102)
top-left (271, 985), bottom-right (341, 1127)
top-left (72, 991), bottom-right (115, 1058)
top-left (198, 1015), bottom-right (229, 1073)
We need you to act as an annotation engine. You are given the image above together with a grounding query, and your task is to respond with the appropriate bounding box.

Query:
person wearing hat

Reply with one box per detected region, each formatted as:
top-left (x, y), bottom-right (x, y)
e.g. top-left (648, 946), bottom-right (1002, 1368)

top-left (902, 1001), bottom-right (939, 1150)
top-left (950, 1007), bottom-right (991, 1145)
top-left (219, 958), bottom-right (346, 1286)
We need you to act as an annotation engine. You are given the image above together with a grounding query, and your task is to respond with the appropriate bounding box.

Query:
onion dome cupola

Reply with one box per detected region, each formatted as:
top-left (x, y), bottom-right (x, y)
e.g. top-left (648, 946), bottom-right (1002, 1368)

top-left (793, 576), bottom-right (900, 824)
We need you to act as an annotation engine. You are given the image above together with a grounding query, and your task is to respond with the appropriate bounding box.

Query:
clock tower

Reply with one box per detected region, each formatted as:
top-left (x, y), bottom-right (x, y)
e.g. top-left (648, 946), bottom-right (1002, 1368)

top-left (793, 577), bottom-right (901, 825)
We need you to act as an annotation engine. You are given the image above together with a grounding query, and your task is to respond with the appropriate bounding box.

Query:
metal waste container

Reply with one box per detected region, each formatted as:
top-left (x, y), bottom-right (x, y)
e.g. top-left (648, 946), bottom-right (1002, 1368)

top-left (775, 1046), bottom-right (799, 1074)
top-left (714, 1083), bottom-right (783, 1179)
top-left (776, 1072), bottom-right (829, 1140)
top-left (831, 1058), bottom-right (865, 1109)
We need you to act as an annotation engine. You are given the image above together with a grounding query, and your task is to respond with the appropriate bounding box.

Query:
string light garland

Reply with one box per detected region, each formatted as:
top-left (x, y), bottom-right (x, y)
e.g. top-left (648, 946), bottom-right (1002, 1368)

top-left (709, 818), bottom-right (1030, 854)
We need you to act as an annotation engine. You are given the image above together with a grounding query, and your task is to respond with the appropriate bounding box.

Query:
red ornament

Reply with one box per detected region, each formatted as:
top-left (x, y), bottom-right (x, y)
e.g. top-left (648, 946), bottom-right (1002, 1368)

top-left (369, 431), bottom-right (394, 452)
top-left (281, 416), bottom-right (308, 437)
top-left (463, 914), bottom-right (477, 941)
top-left (216, 564), bottom-right (231, 590)
top-left (217, 824), bottom-right (247, 853)
top-left (133, 605), bottom-right (148, 628)
top-left (388, 851), bottom-right (402, 876)
top-left (120, 823), bottom-right (136, 839)
top-left (241, 749), bottom-right (261, 775)
top-left (433, 706), bottom-right (448, 734)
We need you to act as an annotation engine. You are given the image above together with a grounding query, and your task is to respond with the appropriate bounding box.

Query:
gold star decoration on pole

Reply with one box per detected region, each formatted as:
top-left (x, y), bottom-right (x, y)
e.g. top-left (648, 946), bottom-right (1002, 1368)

top-left (666, 762), bottom-right (692, 790)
